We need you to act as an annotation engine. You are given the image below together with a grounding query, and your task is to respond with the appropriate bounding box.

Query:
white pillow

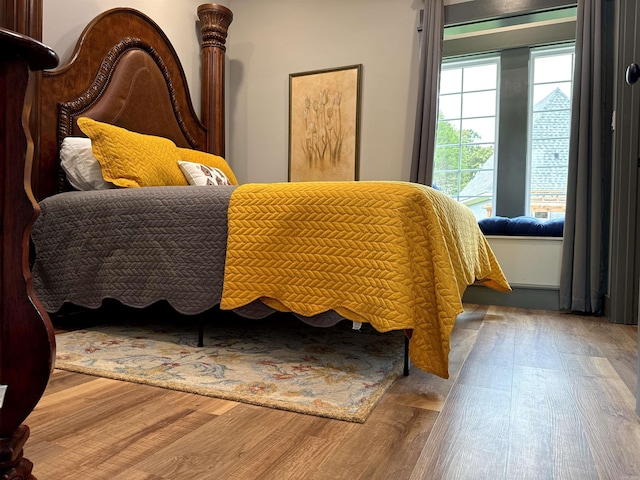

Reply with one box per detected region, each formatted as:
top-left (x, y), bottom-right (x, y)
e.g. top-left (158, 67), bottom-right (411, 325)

top-left (60, 137), bottom-right (116, 191)
top-left (178, 160), bottom-right (231, 186)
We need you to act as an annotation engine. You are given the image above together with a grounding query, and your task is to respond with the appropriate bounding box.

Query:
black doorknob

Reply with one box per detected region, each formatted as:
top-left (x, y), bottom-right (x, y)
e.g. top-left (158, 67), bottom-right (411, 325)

top-left (626, 63), bottom-right (640, 85)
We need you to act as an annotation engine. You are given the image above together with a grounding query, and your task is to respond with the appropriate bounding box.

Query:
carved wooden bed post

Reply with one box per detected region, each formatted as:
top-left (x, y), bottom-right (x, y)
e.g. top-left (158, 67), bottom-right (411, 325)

top-left (198, 3), bottom-right (233, 157)
top-left (0, 27), bottom-right (57, 479)
top-left (0, 0), bottom-right (42, 40)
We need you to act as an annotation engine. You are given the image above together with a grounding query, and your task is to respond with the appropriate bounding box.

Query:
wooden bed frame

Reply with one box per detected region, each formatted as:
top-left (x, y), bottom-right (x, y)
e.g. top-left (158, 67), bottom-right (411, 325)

top-left (0, 3), bottom-right (232, 477)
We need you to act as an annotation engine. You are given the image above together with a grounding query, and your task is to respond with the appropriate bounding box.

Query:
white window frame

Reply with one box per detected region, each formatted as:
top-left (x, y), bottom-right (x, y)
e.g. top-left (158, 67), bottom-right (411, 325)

top-left (526, 43), bottom-right (575, 219)
top-left (434, 54), bottom-right (500, 219)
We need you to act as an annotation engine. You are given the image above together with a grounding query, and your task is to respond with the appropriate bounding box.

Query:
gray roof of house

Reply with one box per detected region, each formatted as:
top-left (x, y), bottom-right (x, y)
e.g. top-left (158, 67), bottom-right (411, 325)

top-left (530, 88), bottom-right (571, 193)
top-left (458, 154), bottom-right (494, 199)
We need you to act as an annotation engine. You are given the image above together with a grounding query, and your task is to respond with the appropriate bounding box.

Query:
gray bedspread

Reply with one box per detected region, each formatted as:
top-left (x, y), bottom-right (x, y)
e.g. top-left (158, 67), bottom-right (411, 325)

top-left (31, 186), bottom-right (236, 315)
top-left (30, 185), bottom-right (347, 327)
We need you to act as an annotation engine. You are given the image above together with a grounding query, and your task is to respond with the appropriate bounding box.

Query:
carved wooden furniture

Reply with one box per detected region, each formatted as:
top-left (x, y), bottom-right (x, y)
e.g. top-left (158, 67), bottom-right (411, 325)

top-left (0, 27), bottom-right (57, 480)
top-left (198, 3), bottom-right (233, 157)
top-left (34, 3), bottom-right (233, 202)
top-left (0, 5), bottom-right (232, 476)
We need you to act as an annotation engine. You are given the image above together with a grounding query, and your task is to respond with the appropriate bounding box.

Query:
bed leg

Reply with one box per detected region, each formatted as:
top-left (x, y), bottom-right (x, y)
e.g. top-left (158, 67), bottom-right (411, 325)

top-left (198, 315), bottom-right (204, 347)
top-left (403, 335), bottom-right (410, 376)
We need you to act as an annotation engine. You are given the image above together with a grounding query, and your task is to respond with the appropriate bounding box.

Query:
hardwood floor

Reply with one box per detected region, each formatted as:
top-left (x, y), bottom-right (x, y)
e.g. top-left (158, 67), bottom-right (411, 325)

top-left (25, 305), bottom-right (639, 479)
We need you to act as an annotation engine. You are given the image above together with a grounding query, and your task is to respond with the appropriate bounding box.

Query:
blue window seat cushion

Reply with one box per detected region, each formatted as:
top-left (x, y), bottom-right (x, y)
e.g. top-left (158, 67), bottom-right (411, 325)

top-left (478, 216), bottom-right (564, 237)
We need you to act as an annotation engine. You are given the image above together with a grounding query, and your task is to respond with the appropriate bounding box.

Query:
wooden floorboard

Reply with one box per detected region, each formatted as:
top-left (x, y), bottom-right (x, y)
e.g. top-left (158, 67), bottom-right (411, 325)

top-left (23, 305), bottom-right (639, 479)
top-left (506, 365), bottom-right (599, 480)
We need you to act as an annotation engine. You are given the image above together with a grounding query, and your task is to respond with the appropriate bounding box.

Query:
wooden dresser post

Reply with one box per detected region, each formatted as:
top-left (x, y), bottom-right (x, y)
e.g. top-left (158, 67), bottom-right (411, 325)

top-left (198, 3), bottom-right (233, 157)
top-left (0, 0), bottom-right (42, 39)
top-left (0, 27), bottom-right (57, 480)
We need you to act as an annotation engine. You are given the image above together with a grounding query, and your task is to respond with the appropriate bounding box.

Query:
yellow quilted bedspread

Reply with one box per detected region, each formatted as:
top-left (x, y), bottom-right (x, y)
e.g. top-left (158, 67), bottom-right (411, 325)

top-left (220, 181), bottom-right (510, 378)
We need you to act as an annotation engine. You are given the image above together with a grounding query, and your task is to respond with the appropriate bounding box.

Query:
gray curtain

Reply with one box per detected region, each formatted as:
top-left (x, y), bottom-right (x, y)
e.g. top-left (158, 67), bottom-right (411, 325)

top-left (559, 0), bottom-right (609, 314)
top-left (410, 0), bottom-right (444, 186)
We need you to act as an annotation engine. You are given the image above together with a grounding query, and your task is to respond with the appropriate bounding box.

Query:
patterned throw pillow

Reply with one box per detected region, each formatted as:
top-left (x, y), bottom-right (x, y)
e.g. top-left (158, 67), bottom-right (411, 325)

top-left (178, 161), bottom-right (231, 186)
top-left (177, 147), bottom-right (238, 185)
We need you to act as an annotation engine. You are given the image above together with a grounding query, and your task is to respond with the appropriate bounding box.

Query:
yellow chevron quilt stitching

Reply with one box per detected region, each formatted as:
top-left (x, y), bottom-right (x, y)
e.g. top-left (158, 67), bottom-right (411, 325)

top-left (221, 181), bottom-right (510, 378)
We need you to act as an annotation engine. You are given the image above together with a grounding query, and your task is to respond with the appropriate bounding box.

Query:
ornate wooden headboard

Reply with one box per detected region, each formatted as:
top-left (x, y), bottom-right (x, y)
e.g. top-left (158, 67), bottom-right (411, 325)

top-left (31, 3), bottom-right (232, 201)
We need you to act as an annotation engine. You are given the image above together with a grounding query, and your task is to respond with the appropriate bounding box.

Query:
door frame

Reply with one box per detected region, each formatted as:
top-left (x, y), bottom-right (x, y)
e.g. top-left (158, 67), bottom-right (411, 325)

top-left (608, 0), bottom-right (640, 415)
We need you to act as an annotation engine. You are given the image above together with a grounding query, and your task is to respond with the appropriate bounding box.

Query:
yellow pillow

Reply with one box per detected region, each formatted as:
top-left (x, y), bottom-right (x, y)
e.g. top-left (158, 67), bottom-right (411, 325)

top-left (177, 148), bottom-right (238, 186)
top-left (77, 117), bottom-right (188, 188)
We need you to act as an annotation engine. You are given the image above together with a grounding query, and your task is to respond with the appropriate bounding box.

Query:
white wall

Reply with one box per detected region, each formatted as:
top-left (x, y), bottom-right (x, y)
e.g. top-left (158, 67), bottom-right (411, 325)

top-left (226, 0), bottom-right (422, 183)
top-left (42, 0), bottom-right (230, 117)
top-left (486, 236), bottom-right (563, 288)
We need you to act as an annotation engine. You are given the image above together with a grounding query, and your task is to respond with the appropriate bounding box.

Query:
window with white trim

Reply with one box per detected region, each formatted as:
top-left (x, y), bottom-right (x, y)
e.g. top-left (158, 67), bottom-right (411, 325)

top-left (434, 43), bottom-right (575, 221)
top-left (528, 46), bottom-right (575, 221)
top-left (434, 56), bottom-right (499, 220)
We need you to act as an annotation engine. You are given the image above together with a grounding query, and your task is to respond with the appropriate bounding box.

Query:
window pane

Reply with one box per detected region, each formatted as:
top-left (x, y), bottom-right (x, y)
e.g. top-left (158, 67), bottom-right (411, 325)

top-left (530, 149), bottom-right (568, 218)
top-left (533, 82), bottom-right (572, 106)
top-left (530, 139), bottom-right (570, 169)
top-left (462, 64), bottom-right (498, 91)
top-left (459, 161), bottom-right (495, 219)
top-left (461, 147), bottom-right (494, 186)
top-left (434, 146), bottom-right (461, 170)
top-left (440, 68), bottom-right (462, 94)
top-left (433, 171), bottom-right (460, 197)
top-left (439, 94), bottom-right (462, 120)
top-left (532, 110), bottom-right (571, 139)
top-left (461, 118), bottom-right (496, 143)
top-left (533, 54), bottom-right (573, 83)
top-left (436, 119), bottom-right (461, 145)
top-left (462, 91), bottom-right (496, 118)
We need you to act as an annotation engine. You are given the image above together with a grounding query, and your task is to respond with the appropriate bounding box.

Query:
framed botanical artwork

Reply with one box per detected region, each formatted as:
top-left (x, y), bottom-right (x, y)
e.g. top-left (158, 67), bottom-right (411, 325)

top-left (289, 64), bottom-right (362, 182)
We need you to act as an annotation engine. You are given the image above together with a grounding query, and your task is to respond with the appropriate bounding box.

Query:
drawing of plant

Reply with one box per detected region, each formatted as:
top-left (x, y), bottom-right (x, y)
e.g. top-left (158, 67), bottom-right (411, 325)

top-left (300, 89), bottom-right (350, 170)
top-left (289, 65), bottom-right (361, 182)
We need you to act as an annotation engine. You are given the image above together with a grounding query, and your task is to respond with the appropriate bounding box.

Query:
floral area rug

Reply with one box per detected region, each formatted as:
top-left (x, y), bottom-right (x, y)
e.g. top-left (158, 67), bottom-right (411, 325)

top-left (54, 315), bottom-right (405, 423)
